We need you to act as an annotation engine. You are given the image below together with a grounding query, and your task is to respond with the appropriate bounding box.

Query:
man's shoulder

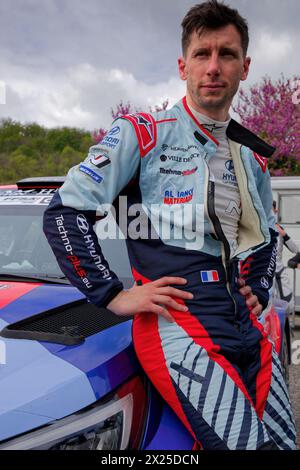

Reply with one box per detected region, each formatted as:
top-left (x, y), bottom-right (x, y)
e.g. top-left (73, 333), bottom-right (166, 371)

top-left (227, 119), bottom-right (275, 159)
top-left (119, 105), bottom-right (178, 125)
top-left (118, 107), bottom-right (178, 157)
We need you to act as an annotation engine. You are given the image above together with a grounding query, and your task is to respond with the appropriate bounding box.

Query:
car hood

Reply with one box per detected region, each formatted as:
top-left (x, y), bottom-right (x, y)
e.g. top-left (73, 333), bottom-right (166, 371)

top-left (0, 282), bottom-right (138, 442)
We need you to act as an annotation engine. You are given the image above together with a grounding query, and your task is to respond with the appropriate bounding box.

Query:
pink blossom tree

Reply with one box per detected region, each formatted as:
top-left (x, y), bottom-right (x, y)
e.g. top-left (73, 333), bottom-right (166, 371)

top-left (92, 99), bottom-right (169, 143)
top-left (233, 76), bottom-right (300, 176)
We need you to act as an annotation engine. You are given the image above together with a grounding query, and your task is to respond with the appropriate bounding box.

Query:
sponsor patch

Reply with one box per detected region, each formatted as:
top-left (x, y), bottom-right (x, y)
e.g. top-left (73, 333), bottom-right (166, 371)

top-left (99, 136), bottom-right (120, 149)
top-left (201, 270), bottom-right (220, 283)
top-left (89, 153), bottom-right (111, 169)
top-left (107, 126), bottom-right (120, 136)
top-left (163, 188), bottom-right (194, 205)
top-left (225, 160), bottom-right (235, 174)
top-left (79, 164), bottom-right (103, 183)
top-left (77, 214), bottom-right (89, 235)
top-left (123, 113), bottom-right (157, 157)
top-left (160, 153), bottom-right (200, 164)
top-left (202, 123), bottom-right (224, 133)
top-left (160, 167), bottom-right (198, 177)
top-left (161, 144), bottom-right (199, 153)
top-left (253, 152), bottom-right (268, 173)
top-left (261, 276), bottom-right (270, 289)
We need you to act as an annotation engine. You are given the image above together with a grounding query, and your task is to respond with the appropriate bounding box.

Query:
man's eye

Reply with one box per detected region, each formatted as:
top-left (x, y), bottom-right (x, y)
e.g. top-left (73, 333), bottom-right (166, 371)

top-left (221, 51), bottom-right (236, 57)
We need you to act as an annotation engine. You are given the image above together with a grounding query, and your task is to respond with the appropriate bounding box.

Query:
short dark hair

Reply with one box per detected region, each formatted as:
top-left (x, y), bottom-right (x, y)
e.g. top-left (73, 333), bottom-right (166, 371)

top-left (181, 0), bottom-right (249, 56)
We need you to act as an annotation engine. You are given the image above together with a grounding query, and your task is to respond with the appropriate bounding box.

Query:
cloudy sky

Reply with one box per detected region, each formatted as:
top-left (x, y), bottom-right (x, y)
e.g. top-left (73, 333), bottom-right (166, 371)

top-left (0, 0), bottom-right (299, 131)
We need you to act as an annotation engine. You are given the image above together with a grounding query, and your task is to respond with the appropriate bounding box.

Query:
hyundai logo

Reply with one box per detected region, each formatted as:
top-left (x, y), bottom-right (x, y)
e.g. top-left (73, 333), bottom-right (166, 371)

top-left (77, 214), bottom-right (89, 235)
top-left (225, 160), bottom-right (235, 174)
top-left (260, 277), bottom-right (269, 289)
top-left (108, 126), bottom-right (120, 136)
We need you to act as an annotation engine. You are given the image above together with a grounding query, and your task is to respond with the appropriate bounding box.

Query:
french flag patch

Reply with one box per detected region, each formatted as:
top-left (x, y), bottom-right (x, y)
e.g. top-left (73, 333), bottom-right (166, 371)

top-left (201, 270), bottom-right (219, 283)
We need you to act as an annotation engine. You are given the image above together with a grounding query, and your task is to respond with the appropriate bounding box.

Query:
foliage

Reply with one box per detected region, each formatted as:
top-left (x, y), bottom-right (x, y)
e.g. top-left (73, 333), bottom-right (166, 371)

top-left (0, 118), bottom-right (94, 183)
top-left (233, 76), bottom-right (300, 176)
top-left (0, 99), bottom-right (170, 183)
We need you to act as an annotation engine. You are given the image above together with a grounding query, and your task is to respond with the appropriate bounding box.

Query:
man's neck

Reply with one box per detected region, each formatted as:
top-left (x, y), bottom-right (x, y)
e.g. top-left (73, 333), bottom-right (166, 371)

top-left (186, 95), bottom-right (230, 122)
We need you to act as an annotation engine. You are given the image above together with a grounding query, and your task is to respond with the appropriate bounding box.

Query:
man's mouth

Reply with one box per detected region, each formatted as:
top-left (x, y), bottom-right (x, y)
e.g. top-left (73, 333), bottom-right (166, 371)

top-left (201, 84), bottom-right (225, 90)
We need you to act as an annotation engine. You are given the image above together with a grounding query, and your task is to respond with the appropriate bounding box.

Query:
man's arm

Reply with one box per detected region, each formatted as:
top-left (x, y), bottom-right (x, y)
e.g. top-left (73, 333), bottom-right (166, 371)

top-left (43, 118), bottom-right (140, 307)
top-left (276, 223), bottom-right (299, 254)
top-left (240, 163), bottom-right (278, 312)
top-left (43, 117), bottom-right (193, 319)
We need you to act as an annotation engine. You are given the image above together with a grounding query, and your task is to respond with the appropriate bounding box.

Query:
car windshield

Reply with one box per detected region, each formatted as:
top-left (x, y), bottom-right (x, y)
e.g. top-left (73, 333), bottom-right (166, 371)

top-left (0, 204), bottom-right (66, 279)
top-left (0, 195), bottom-right (133, 286)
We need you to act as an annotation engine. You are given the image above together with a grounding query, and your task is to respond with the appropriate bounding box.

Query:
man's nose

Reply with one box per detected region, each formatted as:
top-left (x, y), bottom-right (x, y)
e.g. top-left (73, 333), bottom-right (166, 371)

top-left (206, 54), bottom-right (221, 76)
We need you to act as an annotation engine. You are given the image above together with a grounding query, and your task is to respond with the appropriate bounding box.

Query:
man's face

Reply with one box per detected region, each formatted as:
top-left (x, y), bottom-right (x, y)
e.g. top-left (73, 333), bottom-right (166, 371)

top-left (178, 24), bottom-right (251, 119)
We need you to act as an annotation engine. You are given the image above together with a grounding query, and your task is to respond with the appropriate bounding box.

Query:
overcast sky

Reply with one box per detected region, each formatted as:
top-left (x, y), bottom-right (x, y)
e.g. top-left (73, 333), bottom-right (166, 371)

top-left (0, 0), bottom-right (299, 131)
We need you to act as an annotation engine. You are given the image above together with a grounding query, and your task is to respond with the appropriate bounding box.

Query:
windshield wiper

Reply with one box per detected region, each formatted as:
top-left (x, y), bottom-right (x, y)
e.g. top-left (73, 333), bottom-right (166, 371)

top-left (0, 273), bottom-right (70, 284)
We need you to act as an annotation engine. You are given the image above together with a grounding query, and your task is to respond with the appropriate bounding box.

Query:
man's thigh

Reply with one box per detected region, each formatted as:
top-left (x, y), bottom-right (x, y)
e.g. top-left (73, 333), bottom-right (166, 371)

top-left (133, 310), bottom-right (274, 450)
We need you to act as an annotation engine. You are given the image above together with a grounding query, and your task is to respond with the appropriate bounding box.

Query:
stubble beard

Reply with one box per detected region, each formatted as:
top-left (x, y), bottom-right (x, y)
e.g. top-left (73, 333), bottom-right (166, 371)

top-left (188, 80), bottom-right (238, 115)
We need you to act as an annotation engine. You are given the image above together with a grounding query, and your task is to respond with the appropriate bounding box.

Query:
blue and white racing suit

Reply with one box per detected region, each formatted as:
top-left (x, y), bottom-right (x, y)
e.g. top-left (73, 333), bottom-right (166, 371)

top-left (44, 97), bottom-right (296, 450)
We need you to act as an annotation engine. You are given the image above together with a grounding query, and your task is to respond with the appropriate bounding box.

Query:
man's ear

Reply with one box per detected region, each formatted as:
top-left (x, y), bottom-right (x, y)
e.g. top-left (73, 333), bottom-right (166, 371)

top-left (241, 56), bottom-right (251, 81)
top-left (178, 56), bottom-right (187, 81)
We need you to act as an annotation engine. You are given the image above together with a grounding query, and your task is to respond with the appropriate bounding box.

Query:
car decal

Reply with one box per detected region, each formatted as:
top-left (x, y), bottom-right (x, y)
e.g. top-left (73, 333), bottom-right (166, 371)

top-left (0, 283), bottom-right (138, 408)
top-left (0, 283), bottom-right (84, 324)
top-left (0, 282), bottom-right (40, 310)
top-left (0, 285), bottom-right (97, 441)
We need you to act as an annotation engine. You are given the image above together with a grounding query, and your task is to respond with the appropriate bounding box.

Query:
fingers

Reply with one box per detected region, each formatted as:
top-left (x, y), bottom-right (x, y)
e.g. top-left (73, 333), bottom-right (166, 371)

top-left (158, 286), bottom-right (194, 300)
top-left (151, 304), bottom-right (175, 323)
top-left (239, 285), bottom-right (252, 297)
top-left (238, 280), bottom-right (262, 317)
top-left (153, 295), bottom-right (188, 312)
top-left (245, 294), bottom-right (258, 308)
top-left (252, 304), bottom-right (262, 317)
top-left (152, 277), bottom-right (188, 287)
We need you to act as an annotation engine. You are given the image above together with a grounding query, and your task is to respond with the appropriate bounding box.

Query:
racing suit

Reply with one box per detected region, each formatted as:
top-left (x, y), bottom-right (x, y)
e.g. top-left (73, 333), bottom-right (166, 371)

top-left (43, 97), bottom-right (296, 450)
top-left (273, 225), bottom-right (299, 315)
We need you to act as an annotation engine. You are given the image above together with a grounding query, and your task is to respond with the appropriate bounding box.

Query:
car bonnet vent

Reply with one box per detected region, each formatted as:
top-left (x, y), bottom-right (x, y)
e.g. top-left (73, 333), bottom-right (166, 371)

top-left (0, 300), bottom-right (131, 346)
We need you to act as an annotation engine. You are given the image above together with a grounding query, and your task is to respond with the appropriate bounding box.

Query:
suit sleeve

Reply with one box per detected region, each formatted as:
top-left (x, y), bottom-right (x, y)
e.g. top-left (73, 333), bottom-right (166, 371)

top-left (43, 118), bottom-right (140, 307)
top-left (240, 165), bottom-right (278, 311)
top-left (283, 233), bottom-right (299, 254)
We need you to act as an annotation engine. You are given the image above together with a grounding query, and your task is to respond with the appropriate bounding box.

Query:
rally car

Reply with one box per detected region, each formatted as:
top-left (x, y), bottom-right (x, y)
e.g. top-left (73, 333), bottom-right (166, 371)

top-left (0, 178), bottom-right (291, 450)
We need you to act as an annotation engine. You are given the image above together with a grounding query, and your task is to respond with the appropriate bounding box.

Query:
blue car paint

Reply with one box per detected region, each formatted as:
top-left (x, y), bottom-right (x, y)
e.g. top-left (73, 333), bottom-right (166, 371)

top-left (1, 283), bottom-right (140, 399)
top-left (0, 318), bottom-right (96, 442)
top-left (0, 283), bottom-right (141, 442)
top-left (43, 321), bottom-right (140, 401)
top-left (141, 384), bottom-right (194, 450)
top-left (0, 284), bottom-right (85, 325)
top-left (273, 301), bottom-right (290, 358)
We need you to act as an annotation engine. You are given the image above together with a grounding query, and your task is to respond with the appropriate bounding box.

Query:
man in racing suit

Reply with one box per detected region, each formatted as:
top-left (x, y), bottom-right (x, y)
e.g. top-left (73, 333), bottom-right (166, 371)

top-left (43, 0), bottom-right (296, 450)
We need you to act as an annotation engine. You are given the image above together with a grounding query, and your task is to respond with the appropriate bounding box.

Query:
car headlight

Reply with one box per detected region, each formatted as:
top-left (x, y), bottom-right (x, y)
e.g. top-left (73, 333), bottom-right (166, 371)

top-left (0, 395), bottom-right (133, 450)
top-left (0, 375), bottom-right (148, 450)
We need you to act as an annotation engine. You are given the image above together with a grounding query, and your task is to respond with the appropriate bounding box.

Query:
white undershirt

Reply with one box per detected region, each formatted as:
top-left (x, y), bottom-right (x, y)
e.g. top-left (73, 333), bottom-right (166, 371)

top-left (191, 108), bottom-right (241, 257)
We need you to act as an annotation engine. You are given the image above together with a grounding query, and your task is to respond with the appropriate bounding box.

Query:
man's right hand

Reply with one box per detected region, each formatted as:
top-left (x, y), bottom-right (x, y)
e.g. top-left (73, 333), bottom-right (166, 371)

top-left (107, 277), bottom-right (193, 323)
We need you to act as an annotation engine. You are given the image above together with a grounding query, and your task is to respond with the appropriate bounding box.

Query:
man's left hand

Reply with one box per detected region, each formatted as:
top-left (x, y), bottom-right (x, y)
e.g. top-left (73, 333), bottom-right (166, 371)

top-left (238, 278), bottom-right (263, 317)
